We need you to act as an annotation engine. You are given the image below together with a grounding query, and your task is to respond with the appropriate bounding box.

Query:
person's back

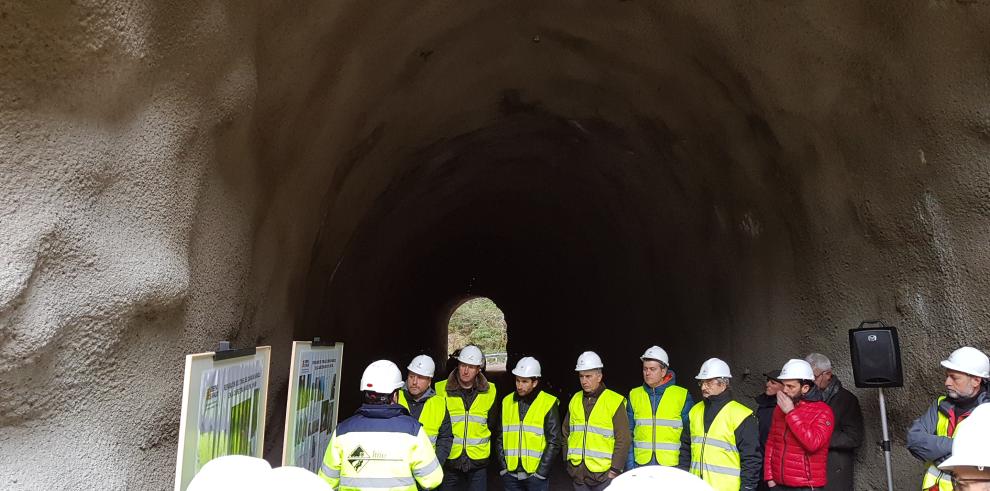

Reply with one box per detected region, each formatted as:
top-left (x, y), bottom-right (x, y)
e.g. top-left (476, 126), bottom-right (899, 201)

top-left (319, 360), bottom-right (443, 491)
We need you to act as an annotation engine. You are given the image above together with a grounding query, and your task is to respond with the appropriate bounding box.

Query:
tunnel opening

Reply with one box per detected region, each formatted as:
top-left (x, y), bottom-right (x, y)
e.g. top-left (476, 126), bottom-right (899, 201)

top-left (295, 108), bottom-right (813, 423)
top-left (446, 296), bottom-right (508, 373)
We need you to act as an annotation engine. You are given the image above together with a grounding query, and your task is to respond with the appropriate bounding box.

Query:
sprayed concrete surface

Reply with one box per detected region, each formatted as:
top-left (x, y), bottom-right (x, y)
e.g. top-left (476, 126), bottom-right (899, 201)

top-left (2, 2), bottom-right (990, 489)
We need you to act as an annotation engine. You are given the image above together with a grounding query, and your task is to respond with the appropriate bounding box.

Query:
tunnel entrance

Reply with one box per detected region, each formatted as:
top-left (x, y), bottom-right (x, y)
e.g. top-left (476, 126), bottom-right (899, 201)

top-left (447, 297), bottom-right (508, 372)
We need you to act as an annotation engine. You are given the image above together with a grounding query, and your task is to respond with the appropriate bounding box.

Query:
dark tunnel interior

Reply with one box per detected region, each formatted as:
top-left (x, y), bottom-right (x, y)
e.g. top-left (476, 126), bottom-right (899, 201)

top-left (295, 101), bottom-right (811, 418)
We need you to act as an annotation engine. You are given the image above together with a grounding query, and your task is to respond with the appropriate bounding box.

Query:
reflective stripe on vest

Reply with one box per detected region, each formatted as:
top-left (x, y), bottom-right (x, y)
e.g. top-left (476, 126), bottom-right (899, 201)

top-left (567, 389), bottom-right (624, 473)
top-left (630, 384), bottom-right (688, 466)
top-left (688, 399), bottom-right (752, 491)
top-left (502, 391), bottom-right (558, 473)
top-left (397, 390), bottom-right (446, 447)
top-left (339, 476), bottom-right (416, 488)
top-left (446, 384), bottom-right (497, 460)
top-left (921, 396), bottom-right (954, 491)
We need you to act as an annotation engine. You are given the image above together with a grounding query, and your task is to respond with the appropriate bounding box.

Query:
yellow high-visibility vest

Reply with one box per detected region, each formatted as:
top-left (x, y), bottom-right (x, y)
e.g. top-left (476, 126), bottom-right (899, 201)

top-left (318, 423), bottom-right (443, 490)
top-left (567, 389), bottom-right (624, 473)
top-left (397, 390), bottom-right (446, 447)
top-left (688, 399), bottom-right (752, 491)
top-left (502, 391), bottom-right (558, 473)
top-left (630, 385), bottom-right (687, 466)
top-left (921, 396), bottom-right (954, 491)
top-left (446, 384), bottom-right (497, 460)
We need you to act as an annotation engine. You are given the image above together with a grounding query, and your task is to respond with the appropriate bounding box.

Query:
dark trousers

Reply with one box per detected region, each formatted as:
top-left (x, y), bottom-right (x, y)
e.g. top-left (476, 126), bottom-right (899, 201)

top-left (501, 473), bottom-right (550, 491)
top-left (439, 467), bottom-right (486, 491)
top-left (572, 480), bottom-right (611, 491)
top-left (773, 486), bottom-right (817, 491)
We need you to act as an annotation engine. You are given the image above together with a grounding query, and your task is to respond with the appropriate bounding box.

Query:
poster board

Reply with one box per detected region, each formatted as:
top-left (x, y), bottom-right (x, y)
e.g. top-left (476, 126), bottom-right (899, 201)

top-left (174, 346), bottom-right (271, 491)
top-left (282, 341), bottom-right (344, 473)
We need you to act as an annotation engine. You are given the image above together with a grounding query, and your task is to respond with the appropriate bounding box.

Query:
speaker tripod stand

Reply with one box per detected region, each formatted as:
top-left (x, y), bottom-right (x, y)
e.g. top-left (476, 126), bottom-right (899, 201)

top-left (877, 387), bottom-right (894, 491)
top-left (849, 319), bottom-right (902, 491)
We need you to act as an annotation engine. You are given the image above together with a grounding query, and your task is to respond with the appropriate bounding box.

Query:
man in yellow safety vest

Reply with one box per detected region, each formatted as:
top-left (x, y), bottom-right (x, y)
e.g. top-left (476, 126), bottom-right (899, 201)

top-left (688, 358), bottom-right (762, 491)
top-left (908, 346), bottom-right (990, 491)
top-left (319, 360), bottom-right (443, 490)
top-left (626, 345), bottom-right (693, 471)
top-left (563, 351), bottom-right (631, 491)
top-left (438, 345), bottom-right (499, 491)
top-left (494, 356), bottom-right (562, 490)
top-left (398, 354), bottom-right (454, 463)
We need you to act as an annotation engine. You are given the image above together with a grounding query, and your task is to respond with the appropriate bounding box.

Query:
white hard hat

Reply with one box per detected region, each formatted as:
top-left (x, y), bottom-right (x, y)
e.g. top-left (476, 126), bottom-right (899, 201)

top-left (266, 466), bottom-right (332, 491)
top-left (189, 457), bottom-right (331, 491)
top-left (606, 465), bottom-right (714, 491)
top-left (695, 358), bottom-right (732, 379)
top-left (941, 346), bottom-right (990, 379)
top-left (188, 455), bottom-right (272, 491)
top-left (511, 356), bottom-right (542, 378)
top-left (457, 345), bottom-right (484, 366)
top-left (576, 351), bottom-right (604, 371)
top-left (779, 359), bottom-right (815, 381)
top-left (640, 346), bottom-right (670, 366)
top-left (360, 360), bottom-right (404, 394)
top-left (407, 354), bottom-right (436, 378)
top-left (939, 403), bottom-right (990, 470)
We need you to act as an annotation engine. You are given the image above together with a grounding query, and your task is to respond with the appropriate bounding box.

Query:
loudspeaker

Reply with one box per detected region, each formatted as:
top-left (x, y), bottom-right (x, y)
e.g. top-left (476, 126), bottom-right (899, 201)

top-left (849, 324), bottom-right (903, 388)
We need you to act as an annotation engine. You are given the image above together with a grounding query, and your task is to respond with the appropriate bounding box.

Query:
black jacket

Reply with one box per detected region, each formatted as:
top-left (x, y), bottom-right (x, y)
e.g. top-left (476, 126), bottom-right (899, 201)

top-left (493, 389), bottom-right (563, 478)
top-left (754, 392), bottom-right (776, 449)
top-left (820, 377), bottom-right (864, 491)
top-left (753, 392), bottom-right (777, 491)
top-left (699, 391), bottom-right (763, 491)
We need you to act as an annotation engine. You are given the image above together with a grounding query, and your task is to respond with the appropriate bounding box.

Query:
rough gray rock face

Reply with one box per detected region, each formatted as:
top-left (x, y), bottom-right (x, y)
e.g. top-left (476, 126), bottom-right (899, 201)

top-left (2, 2), bottom-right (989, 489)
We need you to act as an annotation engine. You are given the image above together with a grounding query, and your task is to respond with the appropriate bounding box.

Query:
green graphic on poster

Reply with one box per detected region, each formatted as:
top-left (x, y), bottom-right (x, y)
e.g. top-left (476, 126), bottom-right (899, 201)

top-left (282, 341), bottom-right (343, 473)
top-left (196, 359), bottom-right (264, 469)
top-left (174, 346), bottom-right (271, 491)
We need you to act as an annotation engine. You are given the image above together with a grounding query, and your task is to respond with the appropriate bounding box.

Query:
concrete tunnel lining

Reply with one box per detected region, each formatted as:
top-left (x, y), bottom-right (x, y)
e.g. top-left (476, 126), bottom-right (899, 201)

top-left (2, 2), bottom-right (990, 489)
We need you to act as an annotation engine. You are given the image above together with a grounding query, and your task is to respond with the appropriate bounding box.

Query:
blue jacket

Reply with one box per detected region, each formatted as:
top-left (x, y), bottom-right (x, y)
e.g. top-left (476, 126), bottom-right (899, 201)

top-left (625, 370), bottom-right (693, 470)
top-left (337, 403), bottom-right (421, 437)
top-left (320, 403), bottom-right (444, 490)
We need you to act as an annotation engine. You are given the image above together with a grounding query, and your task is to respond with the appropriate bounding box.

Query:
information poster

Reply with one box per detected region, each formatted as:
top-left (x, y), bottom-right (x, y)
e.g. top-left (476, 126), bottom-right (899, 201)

top-left (174, 346), bottom-right (271, 491)
top-left (282, 341), bottom-right (344, 473)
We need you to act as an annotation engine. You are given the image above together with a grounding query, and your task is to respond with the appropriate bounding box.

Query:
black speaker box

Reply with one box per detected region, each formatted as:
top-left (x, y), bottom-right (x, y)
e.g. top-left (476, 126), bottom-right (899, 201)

top-left (849, 325), bottom-right (903, 388)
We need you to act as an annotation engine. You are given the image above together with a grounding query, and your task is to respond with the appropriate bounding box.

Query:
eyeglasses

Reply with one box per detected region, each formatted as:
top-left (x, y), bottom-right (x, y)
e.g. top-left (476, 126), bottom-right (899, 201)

top-left (697, 379), bottom-right (721, 388)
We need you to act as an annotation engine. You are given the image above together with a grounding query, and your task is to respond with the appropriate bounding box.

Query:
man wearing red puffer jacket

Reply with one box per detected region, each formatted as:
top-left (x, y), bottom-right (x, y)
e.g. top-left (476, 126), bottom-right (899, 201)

top-left (764, 359), bottom-right (835, 490)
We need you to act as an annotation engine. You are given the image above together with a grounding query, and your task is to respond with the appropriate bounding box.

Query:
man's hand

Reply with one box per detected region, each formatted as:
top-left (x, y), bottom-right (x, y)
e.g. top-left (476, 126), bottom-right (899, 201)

top-left (776, 392), bottom-right (795, 414)
top-left (607, 470), bottom-right (619, 479)
top-left (767, 480), bottom-right (776, 487)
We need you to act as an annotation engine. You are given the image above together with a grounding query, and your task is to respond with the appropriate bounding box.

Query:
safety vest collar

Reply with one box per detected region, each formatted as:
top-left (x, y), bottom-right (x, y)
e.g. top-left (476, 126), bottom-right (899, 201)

top-left (443, 371), bottom-right (491, 396)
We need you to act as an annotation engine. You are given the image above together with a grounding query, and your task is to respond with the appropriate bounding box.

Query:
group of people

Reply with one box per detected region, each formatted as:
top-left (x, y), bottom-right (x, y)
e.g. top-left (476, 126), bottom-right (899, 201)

top-left (315, 344), bottom-right (990, 491)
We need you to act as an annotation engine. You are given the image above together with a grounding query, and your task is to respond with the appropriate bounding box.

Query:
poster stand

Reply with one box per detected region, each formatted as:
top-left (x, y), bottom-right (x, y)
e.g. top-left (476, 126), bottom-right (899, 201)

top-left (174, 342), bottom-right (271, 491)
top-left (281, 339), bottom-right (344, 473)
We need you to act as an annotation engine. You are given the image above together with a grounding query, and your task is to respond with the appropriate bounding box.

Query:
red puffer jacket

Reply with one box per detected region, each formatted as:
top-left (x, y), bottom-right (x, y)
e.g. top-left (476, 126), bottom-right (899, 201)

top-left (763, 399), bottom-right (835, 487)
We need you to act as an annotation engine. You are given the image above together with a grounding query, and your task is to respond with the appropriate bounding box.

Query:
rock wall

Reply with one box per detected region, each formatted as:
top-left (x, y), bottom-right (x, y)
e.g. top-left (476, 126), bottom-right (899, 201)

top-left (1, 2), bottom-right (989, 489)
